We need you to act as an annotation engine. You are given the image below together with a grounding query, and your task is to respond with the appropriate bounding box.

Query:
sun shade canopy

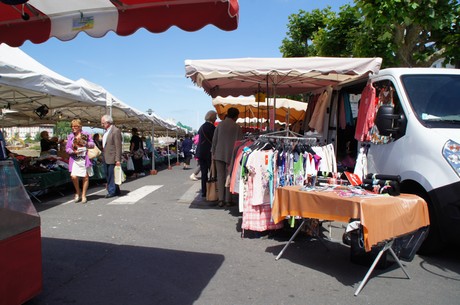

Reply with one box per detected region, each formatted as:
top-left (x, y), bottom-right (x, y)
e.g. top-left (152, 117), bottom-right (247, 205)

top-left (185, 57), bottom-right (382, 98)
top-left (0, 0), bottom-right (239, 47)
top-left (212, 96), bottom-right (308, 125)
top-left (0, 44), bottom-right (181, 134)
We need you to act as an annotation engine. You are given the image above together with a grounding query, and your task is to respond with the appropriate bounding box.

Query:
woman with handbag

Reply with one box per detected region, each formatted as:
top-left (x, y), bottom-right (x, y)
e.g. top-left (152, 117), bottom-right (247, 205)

top-left (196, 110), bottom-right (217, 199)
top-left (130, 128), bottom-right (144, 178)
top-left (65, 119), bottom-right (95, 203)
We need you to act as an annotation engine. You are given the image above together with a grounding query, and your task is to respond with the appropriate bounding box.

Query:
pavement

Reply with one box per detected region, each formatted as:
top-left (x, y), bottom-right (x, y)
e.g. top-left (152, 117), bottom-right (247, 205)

top-left (25, 160), bottom-right (460, 305)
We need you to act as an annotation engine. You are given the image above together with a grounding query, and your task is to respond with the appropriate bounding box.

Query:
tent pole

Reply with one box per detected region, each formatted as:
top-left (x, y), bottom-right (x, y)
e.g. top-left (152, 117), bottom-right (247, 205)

top-left (150, 124), bottom-right (157, 175)
top-left (266, 77), bottom-right (269, 131)
top-left (175, 129), bottom-right (180, 166)
top-left (167, 130), bottom-right (172, 170)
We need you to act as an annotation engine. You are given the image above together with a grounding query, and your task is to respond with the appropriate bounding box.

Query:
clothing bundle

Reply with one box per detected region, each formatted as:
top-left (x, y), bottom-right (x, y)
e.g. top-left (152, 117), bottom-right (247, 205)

top-left (228, 136), bottom-right (337, 233)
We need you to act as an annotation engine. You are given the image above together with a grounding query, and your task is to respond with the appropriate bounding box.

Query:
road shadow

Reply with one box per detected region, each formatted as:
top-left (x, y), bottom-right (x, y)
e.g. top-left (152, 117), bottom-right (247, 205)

top-left (264, 236), bottom-right (407, 289)
top-left (25, 237), bottom-right (224, 305)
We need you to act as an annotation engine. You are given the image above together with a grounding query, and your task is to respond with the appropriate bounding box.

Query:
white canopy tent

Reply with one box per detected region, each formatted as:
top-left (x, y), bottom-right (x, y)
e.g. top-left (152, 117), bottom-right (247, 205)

top-left (0, 44), bottom-right (179, 136)
top-left (186, 56), bottom-right (382, 131)
top-left (0, 44), bottom-right (105, 128)
top-left (185, 57), bottom-right (383, 98)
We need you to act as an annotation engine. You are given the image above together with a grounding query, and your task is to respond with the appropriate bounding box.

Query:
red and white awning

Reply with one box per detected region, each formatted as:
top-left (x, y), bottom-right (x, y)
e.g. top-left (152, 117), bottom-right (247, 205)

top-left (0, 0), bottom-right (239, 47)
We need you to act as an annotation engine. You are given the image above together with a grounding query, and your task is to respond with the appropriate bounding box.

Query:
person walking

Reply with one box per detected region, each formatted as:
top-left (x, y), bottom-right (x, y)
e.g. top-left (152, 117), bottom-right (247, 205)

top-left (129, 128), bottom-right (144, 178)
top-left (101, 114), bottom-right (122, 198)
top-left (181, 134), bottom-right (193, 169)
top-left (212, 107), bottom-right (243, 207)
top-left (190, 133), bottom-right (201, 180)
top-left (196, 110), bottom-right (217, 198)
top-left (65, 119), bottom-right (95, 204)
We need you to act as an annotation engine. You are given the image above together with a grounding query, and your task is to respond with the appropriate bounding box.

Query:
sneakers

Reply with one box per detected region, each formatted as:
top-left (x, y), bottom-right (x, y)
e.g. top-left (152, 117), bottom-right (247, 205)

top-left (190, 173), bottom-right (199, 181)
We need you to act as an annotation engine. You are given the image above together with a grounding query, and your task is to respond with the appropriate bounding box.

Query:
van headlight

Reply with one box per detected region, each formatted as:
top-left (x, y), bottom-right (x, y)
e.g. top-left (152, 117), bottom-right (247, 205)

top-left (443, 140), bottom-right (460, 178)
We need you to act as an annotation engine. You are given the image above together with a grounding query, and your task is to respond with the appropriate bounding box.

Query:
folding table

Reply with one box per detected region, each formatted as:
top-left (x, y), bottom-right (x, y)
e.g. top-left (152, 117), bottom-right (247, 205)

top-left (271, 186), bottom-right (430, 296)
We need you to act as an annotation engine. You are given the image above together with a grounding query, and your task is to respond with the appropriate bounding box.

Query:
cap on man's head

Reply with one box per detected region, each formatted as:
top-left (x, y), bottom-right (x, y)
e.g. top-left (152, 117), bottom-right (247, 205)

top-left (227, 107), bottom-right (239, 119)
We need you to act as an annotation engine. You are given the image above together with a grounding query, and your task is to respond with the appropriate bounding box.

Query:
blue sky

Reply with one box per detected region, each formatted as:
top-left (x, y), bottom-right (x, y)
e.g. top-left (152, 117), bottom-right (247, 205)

top-left (20, 0), bottom-right (351, 131)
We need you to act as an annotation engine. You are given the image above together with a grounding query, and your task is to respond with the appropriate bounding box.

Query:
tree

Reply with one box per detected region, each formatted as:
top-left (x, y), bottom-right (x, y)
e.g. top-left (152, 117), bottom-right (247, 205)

top-left (55, 121), bottom-right (71, 140)
top-left (279, 7), bottom-right (335, 57)
top-left (280, 0), bottom-right (460, 67)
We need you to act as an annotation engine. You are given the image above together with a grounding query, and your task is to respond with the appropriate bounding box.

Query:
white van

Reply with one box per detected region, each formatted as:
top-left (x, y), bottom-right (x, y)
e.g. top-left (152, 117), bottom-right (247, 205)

top-left (323, 68), bottom-right (460, 253)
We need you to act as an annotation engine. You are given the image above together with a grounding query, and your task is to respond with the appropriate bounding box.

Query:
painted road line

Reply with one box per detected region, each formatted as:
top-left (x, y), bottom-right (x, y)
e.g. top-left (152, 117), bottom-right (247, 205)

top-left (108, 185), bottom-right (163, 205)
top-left (178, 182), bottom-right (201, 204)
top-left (62, 189), bottom-right (106, 205)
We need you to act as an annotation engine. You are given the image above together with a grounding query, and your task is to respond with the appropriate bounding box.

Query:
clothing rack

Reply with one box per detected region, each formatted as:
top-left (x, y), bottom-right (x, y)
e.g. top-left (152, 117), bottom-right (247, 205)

top-left (258, 131), bottom-right (319, 146)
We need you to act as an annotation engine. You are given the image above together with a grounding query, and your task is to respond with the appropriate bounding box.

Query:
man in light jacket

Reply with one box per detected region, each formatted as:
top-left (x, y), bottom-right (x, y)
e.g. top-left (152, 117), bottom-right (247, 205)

top-left (101, 114), bottom-right (122, 198)
top-left (212, 107), bottom-right (243, 207)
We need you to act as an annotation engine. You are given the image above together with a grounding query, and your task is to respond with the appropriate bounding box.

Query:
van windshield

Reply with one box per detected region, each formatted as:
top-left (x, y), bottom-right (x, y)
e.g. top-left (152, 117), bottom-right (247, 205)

top-left (401, 74), bottom-right (460, 128)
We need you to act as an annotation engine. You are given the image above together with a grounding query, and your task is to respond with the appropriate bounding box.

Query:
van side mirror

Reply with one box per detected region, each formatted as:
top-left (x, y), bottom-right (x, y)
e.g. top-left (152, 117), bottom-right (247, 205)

top-left (375, 105), bottom-right (401, 136)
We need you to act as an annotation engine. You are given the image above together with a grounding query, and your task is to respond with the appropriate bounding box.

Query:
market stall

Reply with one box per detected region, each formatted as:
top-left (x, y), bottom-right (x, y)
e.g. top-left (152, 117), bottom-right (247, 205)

top-left (0, 160), bottom-right (42, 305)
top-left (212, 96), bottom-right (308, 131)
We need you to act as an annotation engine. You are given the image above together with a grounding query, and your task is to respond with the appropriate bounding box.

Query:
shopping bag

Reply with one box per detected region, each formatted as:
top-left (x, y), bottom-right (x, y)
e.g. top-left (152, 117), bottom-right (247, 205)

top-left (127, 157), bottom-right (135, 171)
top-left (133, 148), bottom-right (144, 159)
top-left (206, 161), bottom-right (218, 202)
top-left (114, 165), bottom-right (126, 185)
top-left (87, 146), bottom-right (101, 159)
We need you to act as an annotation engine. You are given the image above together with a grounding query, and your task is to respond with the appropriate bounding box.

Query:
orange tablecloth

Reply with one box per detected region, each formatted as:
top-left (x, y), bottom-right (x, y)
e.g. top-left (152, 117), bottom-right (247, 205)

top-left (272, 186), bottom-right (430, 251)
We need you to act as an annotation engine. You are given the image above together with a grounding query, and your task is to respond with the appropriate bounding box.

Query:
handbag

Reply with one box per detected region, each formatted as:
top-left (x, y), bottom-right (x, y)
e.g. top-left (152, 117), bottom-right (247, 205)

top-left (87, 146), bottom-right (101, 159)
top-left (133, 148), bottom-right (144, 159)
top-left (206, 161), bottom-right (218, 202)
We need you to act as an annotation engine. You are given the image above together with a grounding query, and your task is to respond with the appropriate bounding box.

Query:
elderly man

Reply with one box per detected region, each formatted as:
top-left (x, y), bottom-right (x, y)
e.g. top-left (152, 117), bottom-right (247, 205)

top-left (101, 114), bottom-right (122, 198)
top-left (211, 107), bottom-right (243, 207)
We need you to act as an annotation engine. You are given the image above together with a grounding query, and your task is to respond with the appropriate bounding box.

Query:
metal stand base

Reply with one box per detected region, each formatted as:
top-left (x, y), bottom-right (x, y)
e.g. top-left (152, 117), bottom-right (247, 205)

top-left (275, 218), bottom-right (328, 261)
top-left (275, 220), bottom-right (411, 296)
top-left (354, 240), bottom-right (410, 296)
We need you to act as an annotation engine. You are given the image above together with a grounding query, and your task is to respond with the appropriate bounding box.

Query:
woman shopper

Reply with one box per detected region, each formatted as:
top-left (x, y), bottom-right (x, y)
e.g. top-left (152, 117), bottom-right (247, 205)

top-left (130, 128), bottom-right (144, 178)
top-left (65, 118), bottom-right (95, 203)
top-left (196, 110), bottom-right (217, 198)
top-left (190, 133), bottom-right (201, 180)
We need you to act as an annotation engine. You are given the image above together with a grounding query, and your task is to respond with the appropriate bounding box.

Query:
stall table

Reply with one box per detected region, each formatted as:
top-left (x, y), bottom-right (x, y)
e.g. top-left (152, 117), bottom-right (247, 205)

top-left (271, 185), bottom-right (430, 295)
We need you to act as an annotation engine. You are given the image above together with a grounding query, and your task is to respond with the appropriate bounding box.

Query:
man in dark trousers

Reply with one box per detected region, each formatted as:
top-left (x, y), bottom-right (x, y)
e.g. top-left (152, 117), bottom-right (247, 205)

top-left (196, 110), bottom-right (217, 198)
top-left (101, 114), bottom-right (122, 198)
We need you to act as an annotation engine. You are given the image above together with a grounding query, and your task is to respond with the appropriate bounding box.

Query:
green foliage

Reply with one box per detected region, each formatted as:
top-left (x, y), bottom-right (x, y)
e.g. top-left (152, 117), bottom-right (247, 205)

top-left (55, 121), bottom-right (71, 140)
top-left (24, 133), bottom-right (33, 143)
top-left (280, 0), bottom-right (460, 68)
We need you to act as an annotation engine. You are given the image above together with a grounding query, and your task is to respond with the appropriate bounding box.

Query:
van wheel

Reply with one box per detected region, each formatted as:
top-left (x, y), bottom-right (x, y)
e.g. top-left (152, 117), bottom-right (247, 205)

top-left (402, 183), bottom-right (445, 255)
top-left (415, 192), bottom-right (445, 255)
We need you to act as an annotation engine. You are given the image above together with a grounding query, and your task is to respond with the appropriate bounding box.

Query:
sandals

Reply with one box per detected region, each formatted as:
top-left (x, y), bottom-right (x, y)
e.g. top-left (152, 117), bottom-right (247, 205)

top-left (74, 194), bottom-right (87, 203)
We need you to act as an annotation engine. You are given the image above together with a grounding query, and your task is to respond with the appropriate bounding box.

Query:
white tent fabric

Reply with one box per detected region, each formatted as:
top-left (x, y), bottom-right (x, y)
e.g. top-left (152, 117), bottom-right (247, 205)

top-left (185, 57), bottom-right (383, 97)
top-left (0, 44), bottom-right (106, 127)
top-left (0, 44), bottom-right (179, 135)
top-left (212, 96), bottom-right (308, 125)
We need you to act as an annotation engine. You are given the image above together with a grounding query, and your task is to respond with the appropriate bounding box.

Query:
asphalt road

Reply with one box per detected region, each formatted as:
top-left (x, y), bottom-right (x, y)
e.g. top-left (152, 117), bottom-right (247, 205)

top-left (25, 160), bottom-right (460, 305)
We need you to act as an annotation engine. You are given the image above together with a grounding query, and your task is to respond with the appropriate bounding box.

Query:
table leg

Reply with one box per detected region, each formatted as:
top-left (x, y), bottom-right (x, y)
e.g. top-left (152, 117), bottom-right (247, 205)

top-left (275, 219), bottom-right (306, 260)
top-left (354, 240), bottom-right (410, 296)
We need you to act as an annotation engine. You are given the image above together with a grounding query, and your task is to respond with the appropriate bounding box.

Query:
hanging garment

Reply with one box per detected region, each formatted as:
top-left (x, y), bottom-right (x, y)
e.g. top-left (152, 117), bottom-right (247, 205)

top-left (308, 89), bottom-right (331, 133)
top-left (355, 84), bottom-right (377, 142)
top-left (354, 147), bottom-right (368, 180)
